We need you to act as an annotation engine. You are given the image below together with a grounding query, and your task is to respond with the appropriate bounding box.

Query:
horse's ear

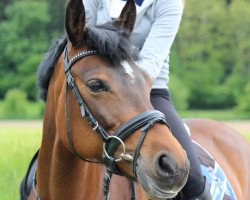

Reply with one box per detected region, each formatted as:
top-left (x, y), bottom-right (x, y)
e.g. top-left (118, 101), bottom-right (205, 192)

top-left (65, 0), bottom-right (85, 47)
top-left (113, 0), bottom-right (136, 34)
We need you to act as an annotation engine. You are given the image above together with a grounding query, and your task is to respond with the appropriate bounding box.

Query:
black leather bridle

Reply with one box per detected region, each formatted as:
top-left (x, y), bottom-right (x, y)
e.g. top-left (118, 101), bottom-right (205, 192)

top-left (64, 46), bottom-right (170, 199)
top-left (34, 46), bottom-right (170, 200)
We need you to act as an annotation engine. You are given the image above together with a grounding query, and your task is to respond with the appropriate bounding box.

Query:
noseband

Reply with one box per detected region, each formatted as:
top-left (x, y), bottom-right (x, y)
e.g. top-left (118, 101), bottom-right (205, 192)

top-left (34, 46), bottom-right (170, 200)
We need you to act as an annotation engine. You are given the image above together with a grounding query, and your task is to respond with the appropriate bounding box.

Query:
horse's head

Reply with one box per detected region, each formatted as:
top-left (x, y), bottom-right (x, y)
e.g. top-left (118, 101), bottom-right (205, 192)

top-left (44, 0), bottom-right (190, 199)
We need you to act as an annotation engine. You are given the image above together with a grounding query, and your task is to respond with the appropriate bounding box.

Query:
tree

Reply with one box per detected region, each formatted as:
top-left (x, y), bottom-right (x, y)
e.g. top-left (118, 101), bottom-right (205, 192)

top-left (226, 1), bottom-right (250, 110)
top-left (0, 0), bottom-right (50, 100)
top-left (47, 0), bottom-right (66, 37)
top-left (0, 0), bottom-right (13, 20)
top-left (171, 0), bottom-right (250, 109)
top-left (225, 0), bottom-right (232, 5)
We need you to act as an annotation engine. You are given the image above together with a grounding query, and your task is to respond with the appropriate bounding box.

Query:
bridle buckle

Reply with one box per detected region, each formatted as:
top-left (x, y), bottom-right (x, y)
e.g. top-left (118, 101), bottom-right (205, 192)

top-left (67, 75), bottom-right (74, 84)
top-left (93, 121), bottom-right (99, 131)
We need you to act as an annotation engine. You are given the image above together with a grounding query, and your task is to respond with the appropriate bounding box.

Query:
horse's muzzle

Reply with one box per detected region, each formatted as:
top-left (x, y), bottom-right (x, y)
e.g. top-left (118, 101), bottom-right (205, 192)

top-left (136, 151), bottom-right (190, 200)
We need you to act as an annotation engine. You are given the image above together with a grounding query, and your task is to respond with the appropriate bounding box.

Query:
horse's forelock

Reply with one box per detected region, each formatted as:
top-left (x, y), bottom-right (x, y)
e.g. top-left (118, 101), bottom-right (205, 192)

top-left (83, 25), bottom-right (139, 65)
top-left (37, 24), bottom-right (139, 101)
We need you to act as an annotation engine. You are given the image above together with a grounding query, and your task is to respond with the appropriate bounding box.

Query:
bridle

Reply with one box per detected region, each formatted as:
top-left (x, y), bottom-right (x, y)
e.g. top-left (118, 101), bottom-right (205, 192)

top-left (34, 46), bottom-right (170, 200)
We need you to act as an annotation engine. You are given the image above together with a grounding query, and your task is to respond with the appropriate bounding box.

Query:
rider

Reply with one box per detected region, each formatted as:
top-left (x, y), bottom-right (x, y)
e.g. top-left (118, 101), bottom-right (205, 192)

top-left (82, 0), bottom-right (212, 199)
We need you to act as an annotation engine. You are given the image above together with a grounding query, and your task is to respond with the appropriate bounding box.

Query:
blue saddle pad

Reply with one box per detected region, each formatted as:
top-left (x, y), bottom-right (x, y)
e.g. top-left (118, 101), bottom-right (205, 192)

top-left (193, 141), bottom-right (237, 200)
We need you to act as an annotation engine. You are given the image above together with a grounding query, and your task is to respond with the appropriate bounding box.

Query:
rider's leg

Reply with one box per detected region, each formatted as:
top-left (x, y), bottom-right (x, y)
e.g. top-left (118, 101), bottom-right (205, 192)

top-left (150, 89), bottom-right (211, 199)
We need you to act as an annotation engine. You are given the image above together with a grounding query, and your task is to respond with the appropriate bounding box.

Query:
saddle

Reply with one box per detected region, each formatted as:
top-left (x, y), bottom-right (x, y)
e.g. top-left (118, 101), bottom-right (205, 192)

top-left (19, 150), bottom-right (38, 200)
top-left (193, 141), bottom-right (237, 200)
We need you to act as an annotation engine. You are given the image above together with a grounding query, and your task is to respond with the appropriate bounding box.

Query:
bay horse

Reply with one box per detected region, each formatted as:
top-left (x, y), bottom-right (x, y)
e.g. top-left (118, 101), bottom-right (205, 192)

top-left (22, 0), bottom-right (250, 199)
top-left (27, 0), bottom-right (190, 199)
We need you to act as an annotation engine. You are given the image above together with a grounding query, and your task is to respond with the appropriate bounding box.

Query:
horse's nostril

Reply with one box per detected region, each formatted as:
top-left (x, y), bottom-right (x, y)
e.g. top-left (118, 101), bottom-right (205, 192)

top-left (157, 154), bottom-right (177, 176)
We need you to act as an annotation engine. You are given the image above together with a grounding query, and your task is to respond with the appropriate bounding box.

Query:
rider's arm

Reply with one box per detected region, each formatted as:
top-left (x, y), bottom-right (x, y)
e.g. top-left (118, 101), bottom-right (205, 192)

top-left (137, 0), bottom-right (183, 80)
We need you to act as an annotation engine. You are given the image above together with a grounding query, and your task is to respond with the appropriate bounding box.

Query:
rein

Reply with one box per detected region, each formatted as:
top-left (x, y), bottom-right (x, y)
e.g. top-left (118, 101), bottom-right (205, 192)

top-left (34, 46), bottom-right (169, 200)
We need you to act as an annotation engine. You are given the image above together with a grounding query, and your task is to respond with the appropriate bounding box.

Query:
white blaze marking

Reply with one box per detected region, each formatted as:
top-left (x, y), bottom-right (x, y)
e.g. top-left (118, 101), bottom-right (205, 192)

top-left (122, 61), bottom-right (135, 80)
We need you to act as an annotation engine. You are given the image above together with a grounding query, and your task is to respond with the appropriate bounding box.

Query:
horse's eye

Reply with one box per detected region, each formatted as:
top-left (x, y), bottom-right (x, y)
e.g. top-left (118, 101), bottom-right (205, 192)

top-left (87, 79), bottom-right (107, 92)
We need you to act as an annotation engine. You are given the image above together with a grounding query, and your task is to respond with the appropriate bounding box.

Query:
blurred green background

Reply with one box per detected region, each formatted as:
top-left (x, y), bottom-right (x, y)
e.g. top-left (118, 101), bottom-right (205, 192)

top-left (0, 0), bottom-right (250, 199)
top-left (0, 0), bottom-right (250, 118)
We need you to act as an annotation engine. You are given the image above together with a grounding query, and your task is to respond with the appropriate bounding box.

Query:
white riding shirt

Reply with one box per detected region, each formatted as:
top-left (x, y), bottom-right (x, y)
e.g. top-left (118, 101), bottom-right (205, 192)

top-left (82, 0), bottom-right (183, 89)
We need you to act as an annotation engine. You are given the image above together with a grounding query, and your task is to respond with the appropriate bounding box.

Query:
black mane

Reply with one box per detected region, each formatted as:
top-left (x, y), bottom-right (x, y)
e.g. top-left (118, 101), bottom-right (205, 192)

top-left (37, 35), bottom-right (67, 101)
top-left (37, 24), bottom-right (139, 101)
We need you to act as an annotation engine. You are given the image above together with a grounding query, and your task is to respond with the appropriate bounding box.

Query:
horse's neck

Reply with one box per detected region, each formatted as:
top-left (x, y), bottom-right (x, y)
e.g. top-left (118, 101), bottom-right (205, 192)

top-left (37, 119), bottom-right (137, 199)
top-left (37, 135), bottom-right (133, 200)
top-left (37, 124), bottom-right (105, 199)
top-left (36, 72), bottom-right (104, 199)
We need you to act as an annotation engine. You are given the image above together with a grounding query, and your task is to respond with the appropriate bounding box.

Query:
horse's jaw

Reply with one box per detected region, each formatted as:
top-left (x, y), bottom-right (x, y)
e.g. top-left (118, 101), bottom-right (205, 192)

top-left (135, 157), bottom-right (189, 200)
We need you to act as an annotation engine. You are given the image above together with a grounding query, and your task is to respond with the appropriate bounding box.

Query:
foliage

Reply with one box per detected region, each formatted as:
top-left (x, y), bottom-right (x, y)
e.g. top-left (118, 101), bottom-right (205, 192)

top-left (0, 0), bottom-right (250, 116)
top-left (47, 0), bottom-right (66, 37)
top-left (226, 1), bottom-right (250, 111)
top-left (2, 89), bottom-right (29, 117)
top-left (171, 0), bottom-right (250, 110)
top-left (0, 0), bottom-right (50, 100)
top-left (0, 90), bottom-right (44, 119)
top-left (237, 83), bottom-right (250, 112)
top-left (169, 75), bottom-right (189, 111)
top-left (0, 0), bottom-right (13, 20)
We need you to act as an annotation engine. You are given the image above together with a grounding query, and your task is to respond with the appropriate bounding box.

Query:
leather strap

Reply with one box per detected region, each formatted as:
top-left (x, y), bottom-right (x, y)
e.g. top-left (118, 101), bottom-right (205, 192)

top-left (103, 110), bottom-right (168, 175)
top-left (132, 117), bottom-right (169, 177)
top-left (62, 46), bottom-right (170, 200)
top-left (106, 110), bottom-right (167, 155)
top-left (64, 48), bottom-right (110, 142)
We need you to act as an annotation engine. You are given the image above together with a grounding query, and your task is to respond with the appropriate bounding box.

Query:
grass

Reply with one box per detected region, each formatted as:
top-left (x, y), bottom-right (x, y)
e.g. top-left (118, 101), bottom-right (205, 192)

top-left (0, 126), bottom-right (42, 200)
